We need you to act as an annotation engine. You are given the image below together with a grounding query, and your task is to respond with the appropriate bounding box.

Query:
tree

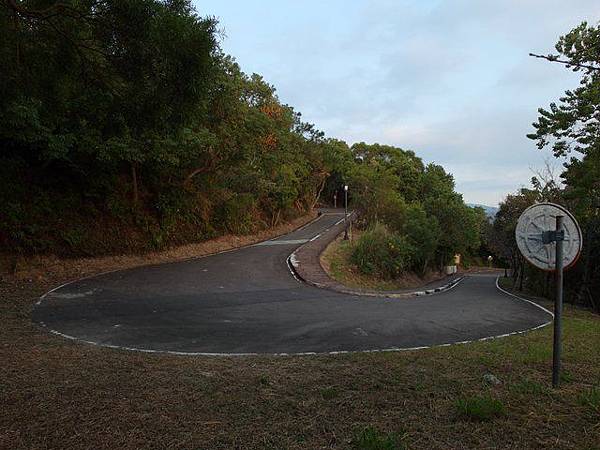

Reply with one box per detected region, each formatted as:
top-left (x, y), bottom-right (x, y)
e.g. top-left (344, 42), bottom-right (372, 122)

top-left (527, 21), bottom-right (600, 311)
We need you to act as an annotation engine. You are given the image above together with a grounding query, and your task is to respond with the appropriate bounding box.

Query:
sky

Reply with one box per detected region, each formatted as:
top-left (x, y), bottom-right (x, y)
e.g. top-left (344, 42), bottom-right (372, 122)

top-left (194, 1), bottom-right (600, 206)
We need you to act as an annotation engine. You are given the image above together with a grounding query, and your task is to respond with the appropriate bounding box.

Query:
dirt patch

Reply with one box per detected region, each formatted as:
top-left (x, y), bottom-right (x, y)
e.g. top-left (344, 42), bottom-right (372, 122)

top-left (1, 211), bottom-right (317, 286)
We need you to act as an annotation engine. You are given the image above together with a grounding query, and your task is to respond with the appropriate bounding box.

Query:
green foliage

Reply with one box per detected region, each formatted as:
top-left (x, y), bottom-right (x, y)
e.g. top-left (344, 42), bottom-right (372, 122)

top-left (455, 395), bottom-right (506, 421)
top-left (0, 0), bottom-right (356, 255)
top-left (347, 143), bottom-right (483, 273)
top-left (352, 426), bottom-right (406, 450)
top-left (577, 387), bottom-right (600, 412)
top-left (0, 1), bottom-right (481, 264)
top-left (320, 386), bottom-right (339, 400)
top-left (218, 193), bottom-right (258, 235)
top-left (351, 224), bottom-right (414, 280)
top-left (401, 204), bottom-right (441, 273)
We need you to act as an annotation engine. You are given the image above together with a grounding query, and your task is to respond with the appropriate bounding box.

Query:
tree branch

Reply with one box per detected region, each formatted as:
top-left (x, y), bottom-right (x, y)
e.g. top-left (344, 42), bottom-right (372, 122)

top-left (4, 0), bottom-right (89, 20)
top-left (529, 53), bottom-right (600, 72)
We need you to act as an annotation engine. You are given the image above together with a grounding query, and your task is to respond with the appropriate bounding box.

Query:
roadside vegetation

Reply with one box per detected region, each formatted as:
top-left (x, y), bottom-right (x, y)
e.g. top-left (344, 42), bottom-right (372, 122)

top-left (320, 232), bottom-right (447, 291)
top-left (487, 22), bottom-right (600, 314)
top-left (1, 0), bottom-right (480, 272)
top-left (1, 0), bottom-right (339, 258)
top-left (318, 143), bottom-right (490, 288)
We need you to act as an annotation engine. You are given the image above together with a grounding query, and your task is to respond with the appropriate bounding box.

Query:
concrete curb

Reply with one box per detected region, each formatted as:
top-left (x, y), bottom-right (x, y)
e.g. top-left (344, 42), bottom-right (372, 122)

top-left (288, 221), bottom-right (464, 298)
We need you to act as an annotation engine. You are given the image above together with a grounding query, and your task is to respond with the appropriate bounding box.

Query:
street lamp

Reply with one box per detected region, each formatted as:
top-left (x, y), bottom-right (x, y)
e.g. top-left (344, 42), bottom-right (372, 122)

top-left (343, 184), bottom-right (349, 240)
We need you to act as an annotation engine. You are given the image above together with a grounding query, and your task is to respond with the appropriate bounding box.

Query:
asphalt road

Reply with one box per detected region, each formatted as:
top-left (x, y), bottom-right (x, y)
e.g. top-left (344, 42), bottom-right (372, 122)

top-left (33, 213), bottom-right (552, 355)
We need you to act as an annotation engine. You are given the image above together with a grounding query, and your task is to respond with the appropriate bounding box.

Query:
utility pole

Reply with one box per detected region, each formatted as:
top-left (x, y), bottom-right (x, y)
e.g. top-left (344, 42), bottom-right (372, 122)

top-left (343, 185), bottom-right (349, 240)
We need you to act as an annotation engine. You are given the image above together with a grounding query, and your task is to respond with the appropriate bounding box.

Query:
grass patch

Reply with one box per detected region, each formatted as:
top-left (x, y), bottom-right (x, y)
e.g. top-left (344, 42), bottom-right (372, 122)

top-left (320, 386), bottom-right (339, 400)
top-left (578, 387), bottom-right (600, 411)
top-left (353, 426), bottom-right (406, 450)
top-left (456, 395), bottom-right (506, 421)
top-left (511, 379), bottom-right (548, 395)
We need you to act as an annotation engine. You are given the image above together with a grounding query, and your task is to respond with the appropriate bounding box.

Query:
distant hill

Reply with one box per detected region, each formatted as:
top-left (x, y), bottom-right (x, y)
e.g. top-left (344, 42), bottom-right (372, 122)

top-left (467, 203), bottom-right (499, 220)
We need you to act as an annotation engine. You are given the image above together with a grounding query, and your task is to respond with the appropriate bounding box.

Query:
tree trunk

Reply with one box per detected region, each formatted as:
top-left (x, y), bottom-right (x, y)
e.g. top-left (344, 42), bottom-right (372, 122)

top-left (131, 162), bottom-right (139, 204)
top-left (576, 219), bottom-right (595, 305)
top-left (310, 175), bottom-right (328, 210)
top-left (271, 209), bottom-right (281, 228)
top-left (12, 8), bottom-right (20, 68)
top-left (518, 257), bottom-right (524, 291)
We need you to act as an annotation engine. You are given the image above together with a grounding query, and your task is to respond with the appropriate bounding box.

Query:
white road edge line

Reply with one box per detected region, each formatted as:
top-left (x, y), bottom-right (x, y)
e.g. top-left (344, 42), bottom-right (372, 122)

top-left (494, 276), bottom-right (554, 317)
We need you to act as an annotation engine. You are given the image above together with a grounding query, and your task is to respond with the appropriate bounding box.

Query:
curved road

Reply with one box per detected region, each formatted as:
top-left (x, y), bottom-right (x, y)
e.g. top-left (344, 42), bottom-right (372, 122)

top-left (33, 213), bottom-right (552, 355)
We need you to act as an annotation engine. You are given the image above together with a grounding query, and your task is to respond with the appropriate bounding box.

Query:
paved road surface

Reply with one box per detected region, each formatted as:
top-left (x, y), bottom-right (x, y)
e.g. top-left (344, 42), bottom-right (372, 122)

top-left (33, 213), bottom-right (552, 355)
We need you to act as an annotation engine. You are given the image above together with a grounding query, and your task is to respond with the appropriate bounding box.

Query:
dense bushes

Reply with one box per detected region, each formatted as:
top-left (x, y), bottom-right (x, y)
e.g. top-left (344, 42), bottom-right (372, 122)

top-left (0, 0), bottom-right (351, 256)
top-left (347, 143), bottom-right (487, 276)
top-left (351, 224), bottom-right (414, 279)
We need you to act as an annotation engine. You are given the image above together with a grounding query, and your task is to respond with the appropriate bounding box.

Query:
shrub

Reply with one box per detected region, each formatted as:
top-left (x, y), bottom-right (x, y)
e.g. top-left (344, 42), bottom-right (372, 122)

top-left (218, 193), bottom-right (258, 235)
top-left (456, 395), bottom-right (506, 421)
top-left (401, 204), bottom-right (440, 273)
top-left (320, 386), bottom-right (339, 400)
top-left (352, 426), bottom-right (406, 450)
top-left (351, 223), bottom-right (413, 280)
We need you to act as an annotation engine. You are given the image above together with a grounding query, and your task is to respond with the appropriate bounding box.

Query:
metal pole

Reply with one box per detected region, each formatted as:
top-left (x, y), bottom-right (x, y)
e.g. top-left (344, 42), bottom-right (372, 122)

top-left (552, 215), bottom-right (564, 388)
top-left (344, 186), bottom-right (349, 240)
top-left (333, 193), bottom-right (337, 209)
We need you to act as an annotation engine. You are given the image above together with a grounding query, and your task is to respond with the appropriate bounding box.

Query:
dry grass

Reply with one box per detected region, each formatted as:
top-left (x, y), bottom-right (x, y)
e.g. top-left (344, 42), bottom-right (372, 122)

top-left (1, 237), bottom-right (599, 449)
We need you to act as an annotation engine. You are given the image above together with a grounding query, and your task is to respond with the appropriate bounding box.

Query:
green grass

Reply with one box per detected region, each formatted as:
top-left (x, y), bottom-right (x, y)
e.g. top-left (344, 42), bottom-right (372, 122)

top-left (578, 387), bottom-right (600, 411)
top-left (511, 379), bottom-right (548, 395)
top-left (353, 426), bottom-right (406, 450)
top-left (456, 395), bottom-right (506, 421)
top-left (320, 386), bottom-right (339, 400)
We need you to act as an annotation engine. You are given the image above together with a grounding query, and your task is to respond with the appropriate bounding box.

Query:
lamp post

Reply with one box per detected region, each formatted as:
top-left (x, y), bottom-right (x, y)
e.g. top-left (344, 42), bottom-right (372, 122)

top-left (343, 185), bottom-right (349, 240)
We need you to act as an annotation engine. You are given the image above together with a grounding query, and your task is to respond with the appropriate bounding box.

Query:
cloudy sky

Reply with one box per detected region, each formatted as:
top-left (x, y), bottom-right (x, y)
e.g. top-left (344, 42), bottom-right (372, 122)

top-left (195, 1), bottom-right (599, 206)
